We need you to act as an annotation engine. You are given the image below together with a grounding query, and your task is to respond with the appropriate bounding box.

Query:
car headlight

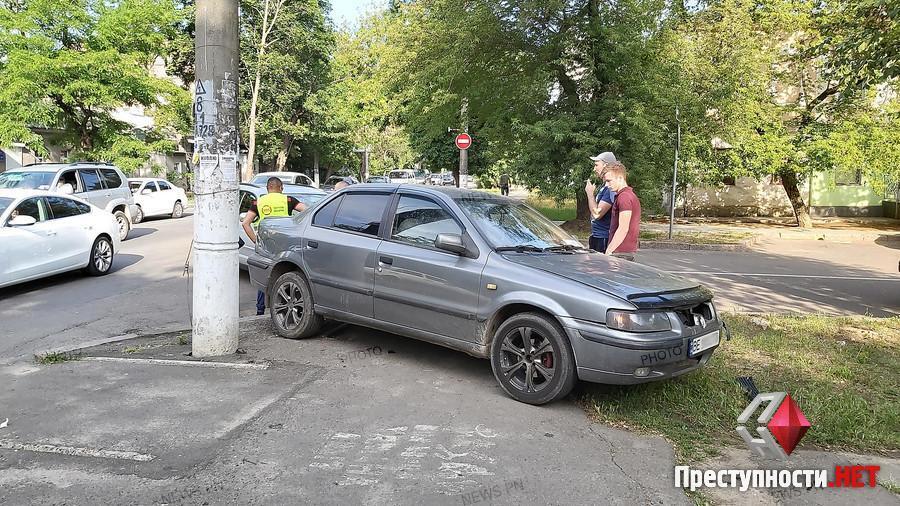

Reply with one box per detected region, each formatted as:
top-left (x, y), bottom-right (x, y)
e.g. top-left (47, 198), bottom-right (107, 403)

top-left (606, 310), bottom-right (671, 332)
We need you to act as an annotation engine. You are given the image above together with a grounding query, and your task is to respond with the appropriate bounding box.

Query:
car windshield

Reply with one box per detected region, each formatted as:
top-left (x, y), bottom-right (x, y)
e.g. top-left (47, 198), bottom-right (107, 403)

top-left (253, 175), bottom-right (291, 185)
top-left (129, 181), bottom-right (142, 192)
top-left (0, 197), bottom-right (13, 216)
top-left (288, 192), bottom-right (325, 209)
top-left (455, 197), bottom-right (582, 250)
top-left (390, 171), bottom-right (411, 179)
top-left (0, 171), bottom-right (55, 190)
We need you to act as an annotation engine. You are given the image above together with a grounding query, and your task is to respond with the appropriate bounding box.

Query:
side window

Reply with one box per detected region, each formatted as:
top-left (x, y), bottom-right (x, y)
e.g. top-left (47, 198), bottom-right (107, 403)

top-left (239, 191), bottom-right (254, 214)
top-left (11, 197), bottom-right (50, 222)
top-left (58, 170), bottom-right (80, 193)
top-left (391, 195), bottom-right (462, 248)
top-left (47, 196), bottom-right (87, 219)
top-left (312, 195), bottom-right (343, 227)
top-left (99, 168), bottom-right (123, 189)
top-left (145, 181), bottom-right (159, 192)
top-left (332, 193), bottom-right (390, 236)
top-left (79, 169), bottom-right (104, 192)
top-left (158, 180), bottom-right (171, 190)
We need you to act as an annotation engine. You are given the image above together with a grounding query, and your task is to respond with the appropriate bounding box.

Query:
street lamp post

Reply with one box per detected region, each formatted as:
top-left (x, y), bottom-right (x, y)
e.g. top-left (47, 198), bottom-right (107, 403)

top-left (668, 106), bottom-right (681, 240)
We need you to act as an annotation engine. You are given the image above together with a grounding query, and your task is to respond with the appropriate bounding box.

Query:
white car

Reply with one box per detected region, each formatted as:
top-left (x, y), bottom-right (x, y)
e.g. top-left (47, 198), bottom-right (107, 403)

top-left (128, 178), bottom-right (188, 223)
top-left (0, 189), bottom-right (121, 288)
top-left (251, 171), bottom-right (317, 188)
top-left (389, 169), bottom-right (417, 184)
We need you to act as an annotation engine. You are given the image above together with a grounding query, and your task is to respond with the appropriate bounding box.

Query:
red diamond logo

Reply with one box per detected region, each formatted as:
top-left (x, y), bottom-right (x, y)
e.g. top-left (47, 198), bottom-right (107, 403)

top-left (766, 394), bottom-right (810, 455)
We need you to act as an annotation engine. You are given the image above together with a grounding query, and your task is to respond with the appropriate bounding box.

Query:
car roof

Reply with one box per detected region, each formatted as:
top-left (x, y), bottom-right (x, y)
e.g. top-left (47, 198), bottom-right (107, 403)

top-left (340, 184), bottom-right (507, 201)
top-left (6, 162), bottom-right (117, 173)
top-left (239, 183), bottom-right (324, 195)
top-left (254, 171), bottom-right (307, 177)
top-left (0, 188), bottom-right (92, 204)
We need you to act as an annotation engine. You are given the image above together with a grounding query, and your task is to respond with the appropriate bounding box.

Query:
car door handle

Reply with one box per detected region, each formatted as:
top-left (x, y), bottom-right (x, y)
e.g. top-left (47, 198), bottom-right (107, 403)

top-left (379, 256), bottom-right (393, 265)
top-left (47, 231), bottom-right (57, 236)
top-left (307, 241), bottom-right (318, 249)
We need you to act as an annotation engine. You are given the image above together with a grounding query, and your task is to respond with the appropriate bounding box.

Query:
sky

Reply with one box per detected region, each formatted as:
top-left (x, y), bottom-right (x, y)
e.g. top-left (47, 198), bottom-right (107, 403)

top-left (329, 0), bottom-right (380, 29)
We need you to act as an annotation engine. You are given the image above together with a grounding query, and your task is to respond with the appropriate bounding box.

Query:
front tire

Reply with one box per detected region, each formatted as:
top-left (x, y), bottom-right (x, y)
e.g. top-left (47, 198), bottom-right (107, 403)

top-left (171, 201), bottom-right (184, 219)
top-left (132, 205), bottom-right (144, 224)
top-left (269, 271), bottom-right (324, 339)
top-left (490, 313), bottom-right (577, 405)
top-left (85, 236), bottom-right (114, 276)
top-left (114, 211), bottom-right (130, 241)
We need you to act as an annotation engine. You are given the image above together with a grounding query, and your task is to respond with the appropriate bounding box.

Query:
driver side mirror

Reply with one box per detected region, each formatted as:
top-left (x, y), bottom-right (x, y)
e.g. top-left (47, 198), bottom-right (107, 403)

top-left (141, 189), bottom-right (152, 195)
top-left (9, 215), bottom-right (37, 227)
top-left (434, 233), bottom-right (468, 255)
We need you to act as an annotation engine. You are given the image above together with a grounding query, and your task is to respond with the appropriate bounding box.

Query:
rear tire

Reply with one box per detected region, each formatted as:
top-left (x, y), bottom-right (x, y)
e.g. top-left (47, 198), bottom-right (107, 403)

top-left (114, 211), bottom-right (130, 241)
top-left (133, 205), bottom-right (144, 224)
top-left (269, 271), bottom-right (323, 339)
top-left (171, 201), bottom-right (184, 219)
top-left (85, 236), bottom-right (114, 276)
top-left (490, 312), bottom-right (577, 405)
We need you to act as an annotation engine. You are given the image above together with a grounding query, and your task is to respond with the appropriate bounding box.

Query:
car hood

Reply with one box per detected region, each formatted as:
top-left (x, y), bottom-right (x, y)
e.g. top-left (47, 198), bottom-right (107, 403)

top-left (503, 252), bottom-right (712, 309)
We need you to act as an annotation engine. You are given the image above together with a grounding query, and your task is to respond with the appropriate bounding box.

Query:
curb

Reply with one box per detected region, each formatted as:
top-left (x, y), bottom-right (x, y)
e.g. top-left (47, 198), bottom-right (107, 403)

top-left (639, 235), bottom-right (761, 252)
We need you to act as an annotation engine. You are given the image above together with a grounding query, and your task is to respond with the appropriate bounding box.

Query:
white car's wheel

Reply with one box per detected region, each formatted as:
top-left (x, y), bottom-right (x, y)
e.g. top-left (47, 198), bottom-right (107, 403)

top-left (85, 236), bottom-right (114, 276)
top-left (114, 211), bottom-right (130, 241)
top-left (133, 205), bottom-right (144, 224)
top-left (172, 201), bottom-right (184, 219)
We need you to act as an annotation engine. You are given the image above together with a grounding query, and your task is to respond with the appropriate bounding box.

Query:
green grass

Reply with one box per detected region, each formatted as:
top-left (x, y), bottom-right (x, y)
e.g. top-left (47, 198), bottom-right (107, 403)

top-left (527, 196), bottom-right (577, 222)
top-left (35, 351), bottom-right (79, 364)
top-left (583, 314), bottom-right (900, 463)
top-left (883, 481), bottom-right (900, 496)
top-left (176, 334), bottom-right (189, 346)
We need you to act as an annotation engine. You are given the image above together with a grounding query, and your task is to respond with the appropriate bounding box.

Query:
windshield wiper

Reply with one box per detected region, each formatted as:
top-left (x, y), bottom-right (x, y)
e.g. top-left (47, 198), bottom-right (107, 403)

top-left (544, 244), bottom-right (587, 252)
top-left (494, 245), bottom-right (546, 253)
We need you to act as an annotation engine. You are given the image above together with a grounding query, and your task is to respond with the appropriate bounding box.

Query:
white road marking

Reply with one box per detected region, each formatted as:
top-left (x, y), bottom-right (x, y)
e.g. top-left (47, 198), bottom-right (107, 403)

top-left (667, 272), bottom-right (899, 281)
top-left (80, 356), bottom-right (268, 370)
top-left (0, 440), bottom-right (154, 462)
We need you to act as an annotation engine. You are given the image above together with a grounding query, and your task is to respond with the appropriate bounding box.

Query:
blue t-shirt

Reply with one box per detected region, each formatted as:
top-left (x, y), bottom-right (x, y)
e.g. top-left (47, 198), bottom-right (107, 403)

top-left (590, 186), bottom-right (616, 238)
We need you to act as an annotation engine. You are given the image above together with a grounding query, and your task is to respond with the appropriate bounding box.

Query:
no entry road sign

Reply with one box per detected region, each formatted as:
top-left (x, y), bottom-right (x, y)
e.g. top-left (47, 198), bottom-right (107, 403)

top-left (455, 133), bottom-right (472, 150)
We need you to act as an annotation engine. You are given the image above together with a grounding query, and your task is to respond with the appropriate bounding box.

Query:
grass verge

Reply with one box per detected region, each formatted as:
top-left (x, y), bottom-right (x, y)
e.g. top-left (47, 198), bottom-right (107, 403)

top-left (35, 351), bottom-right (80, 364)
top-left (582, 313), bottom-right (900, 463)
top-left (638, 230), bottom-right (755, 244)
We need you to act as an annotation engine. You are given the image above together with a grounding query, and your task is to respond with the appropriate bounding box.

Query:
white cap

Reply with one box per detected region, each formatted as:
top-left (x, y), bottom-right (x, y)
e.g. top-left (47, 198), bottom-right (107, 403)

top-left (589, 152), bottom-right (617, 164)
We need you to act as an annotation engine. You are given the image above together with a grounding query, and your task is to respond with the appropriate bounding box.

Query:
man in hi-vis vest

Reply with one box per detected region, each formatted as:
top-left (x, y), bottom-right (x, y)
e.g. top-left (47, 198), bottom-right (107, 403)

top-left (242, 177), bottom-right (308, 315)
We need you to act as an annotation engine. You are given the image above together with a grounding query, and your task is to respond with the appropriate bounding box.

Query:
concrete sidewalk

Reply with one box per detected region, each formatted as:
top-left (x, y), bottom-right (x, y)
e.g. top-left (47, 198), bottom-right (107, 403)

top-left (1, 320), bottom-right (897, 505)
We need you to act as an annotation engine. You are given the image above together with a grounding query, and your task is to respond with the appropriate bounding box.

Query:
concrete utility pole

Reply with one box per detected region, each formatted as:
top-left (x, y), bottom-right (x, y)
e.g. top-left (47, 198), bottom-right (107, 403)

top-left (668, 106), bottom-right (680, 240)
top-left (458, 98), bottom-right (468, 188)
top-left (192, 0), bottom-right (240, 357)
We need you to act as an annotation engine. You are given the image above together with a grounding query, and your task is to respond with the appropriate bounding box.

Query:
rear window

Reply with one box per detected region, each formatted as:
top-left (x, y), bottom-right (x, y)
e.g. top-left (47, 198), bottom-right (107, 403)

top-left (0, 171), bottom-right (55, 190)
top-left (79, 169), bottom-right (104, 191)
top-left (47, 196), bottom-right (89, 218)
top-left (99, 168), bottom-right (123, 188)
top-left (332, 193), bottom-right (390, 236)
top-left (389, 171), bottom-right (412, 179)
top-left (158, 180), bottom-right (171, 190)
top-left (129, 181), bottom-right (142, 192)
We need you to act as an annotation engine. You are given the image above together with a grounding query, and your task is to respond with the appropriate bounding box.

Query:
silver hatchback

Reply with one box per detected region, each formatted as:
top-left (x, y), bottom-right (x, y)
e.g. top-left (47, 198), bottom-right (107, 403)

top-left (248, 185), bottom-right (725, 404)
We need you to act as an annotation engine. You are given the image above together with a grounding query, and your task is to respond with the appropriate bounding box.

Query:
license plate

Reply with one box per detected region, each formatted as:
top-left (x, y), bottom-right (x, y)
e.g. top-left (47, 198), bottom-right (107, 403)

top-left (689, 331), bottom-right (720, 357)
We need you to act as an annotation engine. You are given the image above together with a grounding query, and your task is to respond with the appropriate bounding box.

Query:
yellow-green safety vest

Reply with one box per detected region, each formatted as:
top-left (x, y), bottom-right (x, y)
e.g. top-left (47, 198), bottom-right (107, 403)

top-left (254, 192), bottom-right (290, 229)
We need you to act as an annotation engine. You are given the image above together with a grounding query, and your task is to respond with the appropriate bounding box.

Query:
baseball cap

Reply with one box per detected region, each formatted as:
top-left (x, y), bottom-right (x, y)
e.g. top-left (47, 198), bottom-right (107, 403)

top-left (589, 152), bottom-right (617, 164)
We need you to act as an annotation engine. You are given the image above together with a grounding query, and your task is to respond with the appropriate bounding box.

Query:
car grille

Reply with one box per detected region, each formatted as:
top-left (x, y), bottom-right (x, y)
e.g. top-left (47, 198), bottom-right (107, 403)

top-left (675, 302), bottom-right (715, 329)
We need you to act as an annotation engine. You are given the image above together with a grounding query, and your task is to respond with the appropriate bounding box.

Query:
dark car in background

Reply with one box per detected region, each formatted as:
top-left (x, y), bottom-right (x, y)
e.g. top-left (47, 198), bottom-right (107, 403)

top-left (322, 175), bottom-right (359, 191)
top-left (248, 185), bottom-right (724, 405)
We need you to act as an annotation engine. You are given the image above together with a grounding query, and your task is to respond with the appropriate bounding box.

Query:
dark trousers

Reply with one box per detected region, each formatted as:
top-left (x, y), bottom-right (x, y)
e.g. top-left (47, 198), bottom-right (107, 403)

top-left (589, 236), bottom-right (609, 253)
top-left (257, 290), bottom-right (265, 315)
top-left (500, 185), bottom-right (509, 196)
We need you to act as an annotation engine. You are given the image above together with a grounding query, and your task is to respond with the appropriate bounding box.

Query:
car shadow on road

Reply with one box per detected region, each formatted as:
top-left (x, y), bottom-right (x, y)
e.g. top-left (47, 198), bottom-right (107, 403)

top-left (874, 234), bottom-right (900, 250)
top-left (128, 227), bottom-right (157, 239)
top-left (110, 254), bottom-right (144, 273)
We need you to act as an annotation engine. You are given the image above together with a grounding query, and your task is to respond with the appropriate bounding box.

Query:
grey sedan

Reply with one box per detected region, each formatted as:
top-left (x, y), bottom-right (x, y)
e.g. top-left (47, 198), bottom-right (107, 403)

top-left (248, 185), bottom-right (725, 404)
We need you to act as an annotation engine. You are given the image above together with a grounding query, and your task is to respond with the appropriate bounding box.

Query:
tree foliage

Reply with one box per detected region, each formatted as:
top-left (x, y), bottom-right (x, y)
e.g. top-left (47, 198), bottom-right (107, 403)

top-left (0, 0), bottom-right (189, 172)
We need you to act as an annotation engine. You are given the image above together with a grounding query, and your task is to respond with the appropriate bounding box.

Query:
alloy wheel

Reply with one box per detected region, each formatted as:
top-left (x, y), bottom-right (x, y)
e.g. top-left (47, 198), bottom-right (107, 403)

top-left (273, 281), bottom-right (303, 330)
top-left (498, 326), bottom-right (556, 393)
top-left (93, 239), bottom-right (112, 272)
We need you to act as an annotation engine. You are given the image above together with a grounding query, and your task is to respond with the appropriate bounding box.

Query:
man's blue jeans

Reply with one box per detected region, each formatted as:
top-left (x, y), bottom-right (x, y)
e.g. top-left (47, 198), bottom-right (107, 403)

top-left (257, 290), bottom-right (265, 315)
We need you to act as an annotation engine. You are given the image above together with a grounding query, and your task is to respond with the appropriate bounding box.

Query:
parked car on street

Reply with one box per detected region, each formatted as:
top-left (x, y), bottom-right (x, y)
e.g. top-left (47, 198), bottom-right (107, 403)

top-left (0, 189), bottom-right (120, 288)
top-left (434, 173), bottom-right (456, 186)
top-left (321, 175), bottom-right (359, 191)
top-left (238, 182), bottom-right (326, 268)
top-left (366, 175), bottom-right (391, 184)
top-left (389, 169), bottom-right (417, 184)
top-left (128, 178), bottom-right (188, 223)
top-left (0, 162), bottom-right (136, 241)
top-left (414, 169), bottom-right (430, 185)
top-left (251, 171), bottom-right (317, 188)
top-left (248, 186), bottom-right (724, 405)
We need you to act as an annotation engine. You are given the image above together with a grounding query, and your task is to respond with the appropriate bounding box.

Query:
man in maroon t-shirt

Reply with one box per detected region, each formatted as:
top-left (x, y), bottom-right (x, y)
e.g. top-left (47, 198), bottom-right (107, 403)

top-left (603, 163), bottom-right (641, 257)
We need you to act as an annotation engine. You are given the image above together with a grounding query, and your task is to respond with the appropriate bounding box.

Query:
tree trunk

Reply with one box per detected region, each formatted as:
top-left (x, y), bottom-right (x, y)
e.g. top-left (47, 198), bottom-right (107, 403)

top-left (780, 170), bottom-right (813, 228)
top-left (576, 189), bottom-right (590, 221)
top-left (274, 133), bottom-right (292, 171)
top-left (244, 0), bottom-right (273, 182)
top-left (313, 150), bottom-right (320, 186)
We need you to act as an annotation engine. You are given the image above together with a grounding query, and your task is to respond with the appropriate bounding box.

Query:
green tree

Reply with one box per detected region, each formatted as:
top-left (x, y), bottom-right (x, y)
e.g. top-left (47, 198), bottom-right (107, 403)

top-left (0, 0), bottom-right (188, 170)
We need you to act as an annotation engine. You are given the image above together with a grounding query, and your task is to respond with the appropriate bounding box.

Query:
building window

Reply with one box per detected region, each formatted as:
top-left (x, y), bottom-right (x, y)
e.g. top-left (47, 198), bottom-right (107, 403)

top-left (834, 168), bottom-right (862, 186)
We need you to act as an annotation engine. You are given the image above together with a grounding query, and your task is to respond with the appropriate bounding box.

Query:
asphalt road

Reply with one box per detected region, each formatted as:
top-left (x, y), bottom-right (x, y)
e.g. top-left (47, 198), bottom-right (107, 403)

top-left (1, 218), bottom-right (897, 363)
top-left (0, 213), bottom-right (258, 362)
